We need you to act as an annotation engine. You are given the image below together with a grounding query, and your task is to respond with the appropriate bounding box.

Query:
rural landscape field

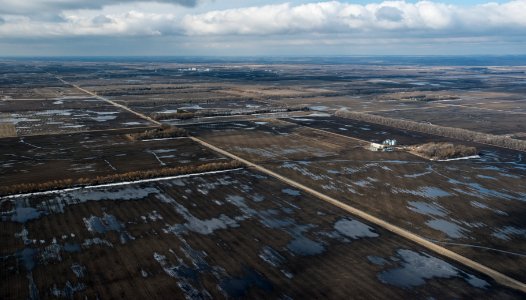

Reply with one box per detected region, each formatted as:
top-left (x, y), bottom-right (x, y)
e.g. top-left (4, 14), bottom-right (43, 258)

top-left (1, 56), bottom-right (525, 299)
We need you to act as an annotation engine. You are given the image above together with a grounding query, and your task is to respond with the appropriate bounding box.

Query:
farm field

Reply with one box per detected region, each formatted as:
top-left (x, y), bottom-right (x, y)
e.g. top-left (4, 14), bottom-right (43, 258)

top-left (1, 169), bottom-right (521, 299)
top-left (372, 106), bottom-right (526, 136)
top-left (283, 115), bottom-right (526, 159)
top-left (185, 118), bottom-right (526, 282)
top-left (0, 70), bottom-right (154, 136)
top-left (1, 58), bottom-right (526, 298)
top-left (0, 129), bottom-right (229, 189)
top-left (0, 98), bottom-right (153, 136)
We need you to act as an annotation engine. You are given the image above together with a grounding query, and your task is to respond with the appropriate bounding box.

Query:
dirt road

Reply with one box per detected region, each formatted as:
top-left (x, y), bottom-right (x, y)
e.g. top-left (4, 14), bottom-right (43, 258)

top-left (55, 76), bottom-right (162, 126)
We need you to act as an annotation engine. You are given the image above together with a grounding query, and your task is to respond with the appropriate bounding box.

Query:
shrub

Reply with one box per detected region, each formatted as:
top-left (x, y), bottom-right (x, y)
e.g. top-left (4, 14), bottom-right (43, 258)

top-left (151, 111), bottom-right (195, 121)
top-left (150, 106), bottom-right (310, 121)
top-left (127, 125), bottom-right (187, 140)
top-left (412, 142), bottom-right (477, 160)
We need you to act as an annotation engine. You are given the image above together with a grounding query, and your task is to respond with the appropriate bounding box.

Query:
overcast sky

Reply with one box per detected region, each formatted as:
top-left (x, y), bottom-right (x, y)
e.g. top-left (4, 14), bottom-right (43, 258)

top-left (0, 0), bottom-right (525, 56)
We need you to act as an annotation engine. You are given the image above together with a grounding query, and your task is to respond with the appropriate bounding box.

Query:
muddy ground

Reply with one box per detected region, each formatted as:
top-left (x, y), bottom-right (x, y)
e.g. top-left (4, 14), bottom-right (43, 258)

top-left (1, 170), bottom-right (521, 299)
top-left (185, 119), bottom-right (526, 282)
top-left (0, 129), bottom-right (227, 188)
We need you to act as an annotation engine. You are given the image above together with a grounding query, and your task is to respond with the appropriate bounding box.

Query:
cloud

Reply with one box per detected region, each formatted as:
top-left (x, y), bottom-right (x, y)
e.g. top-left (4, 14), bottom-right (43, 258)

top-left (181, 1), bottom-right (526, 35)
top-left (0, 0), bottom-right (525, 40)
top-left (0, 0), bottom-right (202, 15)
top-left (375, 6), bottom-right (404, 22)
top-left (92, 15), bottom-right (113, 25)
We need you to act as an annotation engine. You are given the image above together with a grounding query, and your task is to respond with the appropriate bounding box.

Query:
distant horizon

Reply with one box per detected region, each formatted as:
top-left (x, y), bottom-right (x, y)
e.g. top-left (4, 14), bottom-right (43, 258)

top-left (3, 54), bottom-right (526, 58)
top-left (3, 54), bottom-right (526, 66)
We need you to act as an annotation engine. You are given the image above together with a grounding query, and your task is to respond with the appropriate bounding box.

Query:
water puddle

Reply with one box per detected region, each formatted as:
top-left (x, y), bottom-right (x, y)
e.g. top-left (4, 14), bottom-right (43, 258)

top-left (376, 249), bottom-right (489, 289)
top-left (492, 226), bottom-right (526, 241)
top-left (219, 267), bottom-right (273, 298)
top-left (407, 201), bottom-right (448, 217)
top-left (333, 218), bottom-right (379, 239)
top-left (282, 188), bottom-right (301, 196)
top-left (426, 219), bottom-right (467, 239)
top-left (394, 187), bottom-right (451, 199)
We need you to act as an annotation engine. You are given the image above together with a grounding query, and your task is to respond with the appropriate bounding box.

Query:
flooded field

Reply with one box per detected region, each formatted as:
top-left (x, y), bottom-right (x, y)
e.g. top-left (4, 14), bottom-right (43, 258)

top-left (0, 130), bottom-right (227, 188)
top-left (1, 170), bottom-right (520, 299)
top-left (373, 106), bottom-right (526, 136)
top-left (0, 70), bottom-right (155, 136)
top-left (185, 118), bottom-right (526, 282)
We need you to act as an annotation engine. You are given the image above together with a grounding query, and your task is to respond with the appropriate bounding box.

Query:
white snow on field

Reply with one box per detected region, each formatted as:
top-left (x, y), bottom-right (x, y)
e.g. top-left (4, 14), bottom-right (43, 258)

top-left (308, 112), bottom-right (331, 117)
top-left (179, 105), bottom-right (204, 110)
top-left (141, 137), bottom-right (189, 142)
top-left (36, 110), bottom-right (73, 116)
top-left (309, 106), bottom-right (329, 111)
top-left (290, 118), bottom-right (314, 122)
top-left (89, 111), bottom-right (119, 122)
top-left (437, 155), bottom-right (480, 162)
top-left (149, 150), bottom-right (166, 166)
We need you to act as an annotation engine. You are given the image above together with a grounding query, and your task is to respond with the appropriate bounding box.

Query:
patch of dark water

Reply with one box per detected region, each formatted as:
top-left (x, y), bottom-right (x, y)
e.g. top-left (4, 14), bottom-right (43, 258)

top-left (11, 206), bottom-right (41, 223)
top-left (287, 235), bottom-right (325, 256)
top-left (334, 218), bottom-right (379, 239)
top-left (282, 188), bottom-right (301, 196)
top-left (426, 219), bottom-right (467, 239)
top-left (27, 272), bottom-right (40, 300)
top-left (17, 248), bottom-right (37, 272)
top-left (83, 213), bottom-right (135, 244)
top-left (219, 267), bottom-right (273, 298)
top-left (376, 249), bottom-right (489, 289)
top-left (367, 256), bottom-right (389, 266)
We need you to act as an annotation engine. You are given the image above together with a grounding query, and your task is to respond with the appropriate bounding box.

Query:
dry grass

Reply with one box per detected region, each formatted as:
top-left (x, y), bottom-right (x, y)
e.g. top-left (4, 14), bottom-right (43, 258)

top-left (0, 123), bottom-right (16, 138)
top-left (126, 125), bottom-right (187, 140)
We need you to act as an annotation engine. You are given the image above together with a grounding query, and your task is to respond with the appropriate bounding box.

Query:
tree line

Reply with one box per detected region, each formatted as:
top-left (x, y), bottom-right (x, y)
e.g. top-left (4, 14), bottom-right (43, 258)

top-left (151, 106), bottom-right (310, 121)
top-left (126, 125), bottom-right (188, 140)
top-left (335, 109), bottom-right (526, 151)
top-left (0, 160), bottom-right (243, 196)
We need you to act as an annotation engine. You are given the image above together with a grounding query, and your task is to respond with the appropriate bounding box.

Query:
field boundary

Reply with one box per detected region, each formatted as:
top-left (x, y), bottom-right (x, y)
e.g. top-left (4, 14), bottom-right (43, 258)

top-left (190, 136), bottom-right (526, 293)
top-left (0, 168), bottom-right (243, 200)
top-left (0, 126), bottom-right (157, 140)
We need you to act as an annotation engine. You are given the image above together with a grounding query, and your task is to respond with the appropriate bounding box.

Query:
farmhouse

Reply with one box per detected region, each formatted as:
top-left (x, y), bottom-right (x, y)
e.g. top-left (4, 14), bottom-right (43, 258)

top-left (369, 139), bottom-right (398, 152)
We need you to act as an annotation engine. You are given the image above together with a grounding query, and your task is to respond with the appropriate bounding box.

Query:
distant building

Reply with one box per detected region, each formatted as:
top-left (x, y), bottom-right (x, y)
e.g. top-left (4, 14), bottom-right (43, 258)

top-left (382, 139), bottom-right (397, 146)
top-left (369, 139), bottom-right (398, 152)
top-left (369, 143), bottom-right (384, 151)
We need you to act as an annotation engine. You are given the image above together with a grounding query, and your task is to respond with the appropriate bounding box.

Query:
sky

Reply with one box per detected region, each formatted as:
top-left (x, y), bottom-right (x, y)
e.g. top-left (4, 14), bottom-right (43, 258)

top-left (0, 0), bottom-right (525, 56)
